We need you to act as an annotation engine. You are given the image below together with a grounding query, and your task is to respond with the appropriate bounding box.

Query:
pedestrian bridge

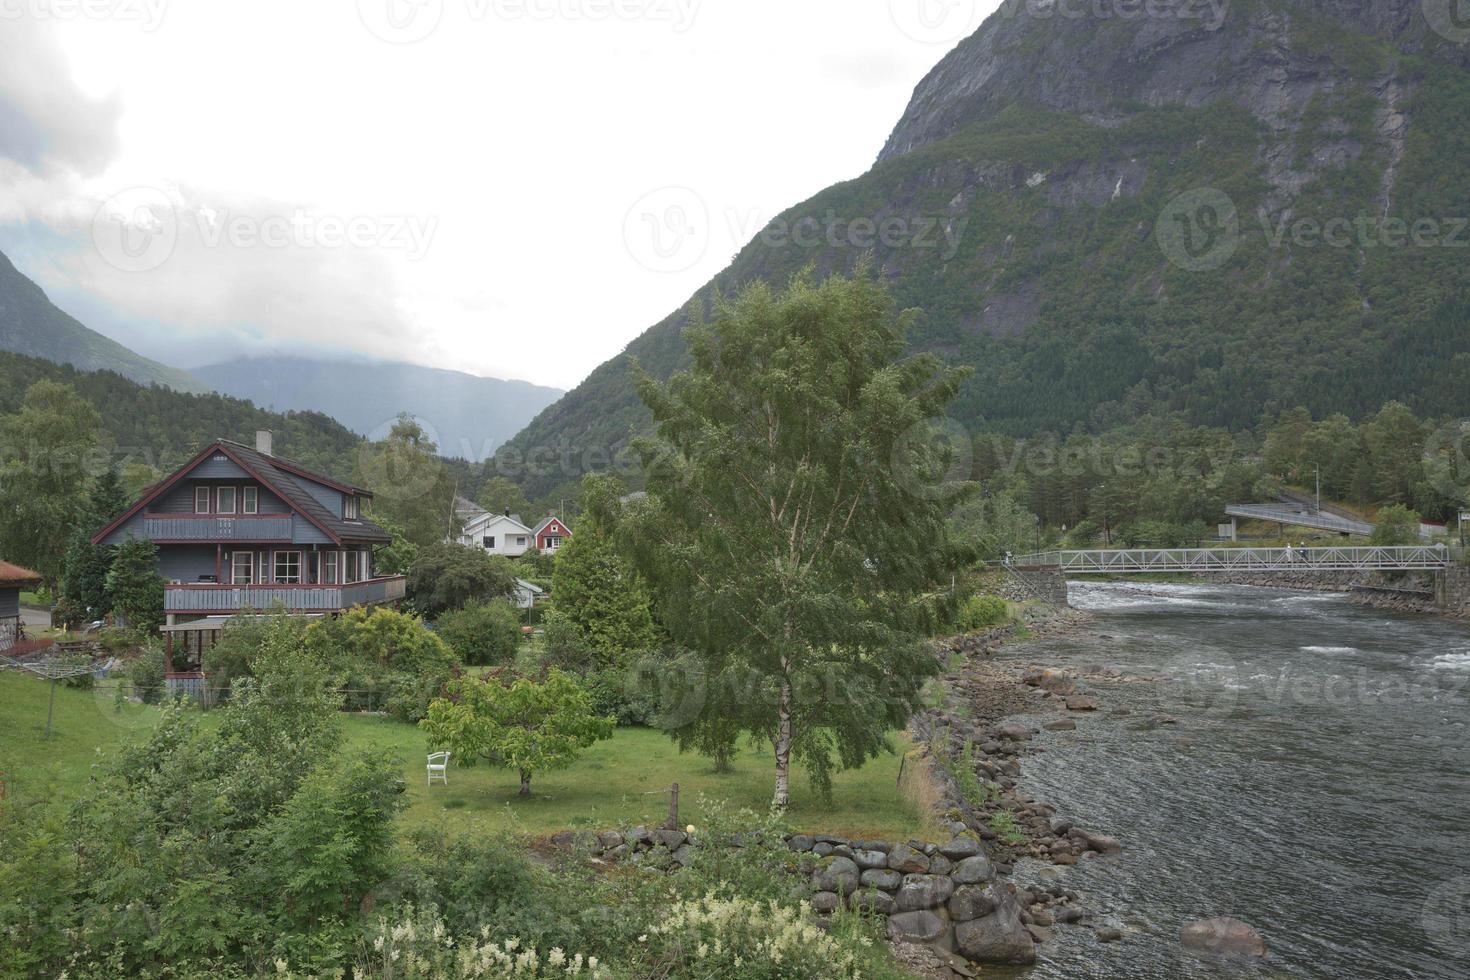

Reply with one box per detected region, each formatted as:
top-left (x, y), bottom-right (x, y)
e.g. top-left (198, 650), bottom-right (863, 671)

top-left (1007, 545), bottom-right (1452, 575)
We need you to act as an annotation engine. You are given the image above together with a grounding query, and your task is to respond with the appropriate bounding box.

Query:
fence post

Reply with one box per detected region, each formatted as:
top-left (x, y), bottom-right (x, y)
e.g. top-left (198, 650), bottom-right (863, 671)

top-left (663, 783), bottom-right (680, 830)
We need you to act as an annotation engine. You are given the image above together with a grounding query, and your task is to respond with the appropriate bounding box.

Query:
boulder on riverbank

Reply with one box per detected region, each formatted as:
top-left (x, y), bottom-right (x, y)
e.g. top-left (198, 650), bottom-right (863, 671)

top-left (1180, 917), bottom-right (1268, 957)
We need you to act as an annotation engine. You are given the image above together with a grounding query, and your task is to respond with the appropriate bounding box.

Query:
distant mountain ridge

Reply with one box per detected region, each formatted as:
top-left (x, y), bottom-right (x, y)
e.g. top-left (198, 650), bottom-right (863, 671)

top-left (500, 0), bottom-right (1470, 499)
top-left (193, 356), bottom-right (564, 462)
top-left (0, 250), bottom-right (205, 393)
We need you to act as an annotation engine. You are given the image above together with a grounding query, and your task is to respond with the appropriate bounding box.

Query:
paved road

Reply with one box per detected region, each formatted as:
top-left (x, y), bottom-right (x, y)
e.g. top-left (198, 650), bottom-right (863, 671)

top-left (20, 607), bottom-right (50, 629)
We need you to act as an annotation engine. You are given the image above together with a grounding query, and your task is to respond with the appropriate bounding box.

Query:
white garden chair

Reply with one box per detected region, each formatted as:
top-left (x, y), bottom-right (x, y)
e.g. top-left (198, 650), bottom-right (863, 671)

top-left (427, 751), bottom-right (451, 787)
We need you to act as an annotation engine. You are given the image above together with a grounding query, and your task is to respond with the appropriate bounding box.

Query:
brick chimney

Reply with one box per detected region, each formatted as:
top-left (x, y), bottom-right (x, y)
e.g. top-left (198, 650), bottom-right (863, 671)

top-left (256, 430), bottom-right (273, 456)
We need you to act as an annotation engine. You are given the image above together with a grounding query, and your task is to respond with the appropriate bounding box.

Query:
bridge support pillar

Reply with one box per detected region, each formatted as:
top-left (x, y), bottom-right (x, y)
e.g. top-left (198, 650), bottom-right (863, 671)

top-left (1434, 566), bottom-right (1470, 614)
top-left (1012, 568), bottom-right (1070, 608)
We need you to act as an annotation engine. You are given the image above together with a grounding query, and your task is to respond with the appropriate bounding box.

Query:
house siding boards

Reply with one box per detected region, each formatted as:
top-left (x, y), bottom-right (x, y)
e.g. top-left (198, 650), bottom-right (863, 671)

top-left (0, 588), bottom-right (18, 619)
top-left (534, 517), bottom-right (571, 553)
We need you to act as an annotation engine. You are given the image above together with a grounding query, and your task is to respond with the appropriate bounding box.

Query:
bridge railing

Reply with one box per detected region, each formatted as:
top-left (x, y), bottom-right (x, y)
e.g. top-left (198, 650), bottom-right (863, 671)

top-left (1009, 546), bottom-right (1451, 574)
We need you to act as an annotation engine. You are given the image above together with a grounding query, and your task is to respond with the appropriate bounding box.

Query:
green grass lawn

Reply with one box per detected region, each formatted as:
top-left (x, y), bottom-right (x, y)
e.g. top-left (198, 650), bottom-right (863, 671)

top-left (0, 672), bottom-right (929, 841)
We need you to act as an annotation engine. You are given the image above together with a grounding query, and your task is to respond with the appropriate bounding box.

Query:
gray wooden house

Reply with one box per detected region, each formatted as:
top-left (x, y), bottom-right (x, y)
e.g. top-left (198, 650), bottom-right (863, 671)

top-left (92, 432), bottom-right (405, 627)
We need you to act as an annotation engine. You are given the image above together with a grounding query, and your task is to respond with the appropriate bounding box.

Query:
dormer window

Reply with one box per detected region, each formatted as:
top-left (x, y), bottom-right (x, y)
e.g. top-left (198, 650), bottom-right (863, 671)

top-left (343, 495), bottom-right (359, 520)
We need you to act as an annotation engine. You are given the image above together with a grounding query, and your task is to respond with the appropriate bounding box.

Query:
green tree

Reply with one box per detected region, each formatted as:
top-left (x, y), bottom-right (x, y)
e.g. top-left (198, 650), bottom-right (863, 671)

top-left (60, 464), bottom-right (132, 621)
top-left (476, 476), bottom-right (531, 519)
top-left (1370, 504), bottom-right (1422, 545)
top-left (357, 416), bottom-right (459, 547)
top-left (551, 515), bottom-right (658, 669)
top-left (435, 600), bottom-right (523, 666)
top-left (629, 267), bottom-right (970, 806)
top-left (420, 670), bottom-right (614, 796)
top-left (0, 380), bottom-right (103, 590)
top-left (105, 537), bottom-right (166, 634)
top-left (406, 543), bottom-right (520, 618)
top-left (371, 512), bottom-right (420, 577)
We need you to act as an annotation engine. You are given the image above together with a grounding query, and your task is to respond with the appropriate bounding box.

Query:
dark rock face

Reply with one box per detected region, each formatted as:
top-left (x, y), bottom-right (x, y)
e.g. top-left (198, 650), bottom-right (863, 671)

top-left (888, 909), bottom-right (951, 945)
top-left (954, 893), bottom-right (1037, 965)
top-left (878, 0), bottom-right (1455, 166)
top-left (812, 857), bottom-right (861, 896)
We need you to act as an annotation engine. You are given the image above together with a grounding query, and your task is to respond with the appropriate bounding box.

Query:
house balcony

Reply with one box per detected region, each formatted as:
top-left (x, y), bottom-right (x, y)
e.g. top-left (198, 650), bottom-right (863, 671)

top-left (164, 576), bottom-right (407, 615)
top-left (144, 513), bottom-right (294, 542)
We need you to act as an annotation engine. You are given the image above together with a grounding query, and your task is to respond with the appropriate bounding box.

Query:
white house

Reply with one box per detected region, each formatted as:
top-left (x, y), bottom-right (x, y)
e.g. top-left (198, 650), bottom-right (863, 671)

top-left (459, 512), bottom-right (535, 557)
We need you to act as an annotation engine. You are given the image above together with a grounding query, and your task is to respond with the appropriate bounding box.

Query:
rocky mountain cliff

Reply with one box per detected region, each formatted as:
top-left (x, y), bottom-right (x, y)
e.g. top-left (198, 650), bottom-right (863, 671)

top-left (501, 0), bottom-right (1470, 499)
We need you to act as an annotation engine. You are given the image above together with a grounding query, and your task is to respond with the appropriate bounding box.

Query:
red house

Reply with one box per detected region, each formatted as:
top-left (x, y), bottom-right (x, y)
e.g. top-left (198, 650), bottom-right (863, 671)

top-left (532, 515), bottom-right (571, 554)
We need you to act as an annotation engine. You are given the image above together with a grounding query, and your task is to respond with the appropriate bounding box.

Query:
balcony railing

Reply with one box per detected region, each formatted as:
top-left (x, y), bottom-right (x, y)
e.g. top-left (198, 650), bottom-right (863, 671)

top-left (144, 514), bottom-right (294, 542)
top-left (164, 577), bottom-right (407, 614)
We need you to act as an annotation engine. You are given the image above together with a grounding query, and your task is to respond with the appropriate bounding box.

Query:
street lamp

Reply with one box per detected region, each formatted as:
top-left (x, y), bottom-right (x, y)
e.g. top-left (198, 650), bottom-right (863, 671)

top-left (1307, 461), bottom-right (1321, 512)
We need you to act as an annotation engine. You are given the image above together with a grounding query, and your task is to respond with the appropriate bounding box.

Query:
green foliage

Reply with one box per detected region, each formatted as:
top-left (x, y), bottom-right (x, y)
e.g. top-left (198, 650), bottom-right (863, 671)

top-left (357, 416), bottom-right (459, 548)
top-left (105, 537), bottom-right (166, 635)
top-left (629, 267), bottom-right (968, 806)
top-left (435, 599), bottom-right (523, 666)
top-left (1370, 504), bottom-right (1422, 545)
top-left (370, 513), bottom-right (420, 577)
top-left (0, 380), bottom-right (102, 588)
top-left (477, 475), bottom-right (531, 519)
top-left (956, 595), bottom-right (1011, 633)
top-left (305, 606), bottom-right (461, 721)
top-left (407, 542), bottom-right (520, 618)
top-left (128, 644), bottom-right (168, 704)
top-left (244, 751), bottom-right (405, 926)
top-left (550, 512), bottom-right (659, 670)
top-left (420, 669), bottom-right (614, 796)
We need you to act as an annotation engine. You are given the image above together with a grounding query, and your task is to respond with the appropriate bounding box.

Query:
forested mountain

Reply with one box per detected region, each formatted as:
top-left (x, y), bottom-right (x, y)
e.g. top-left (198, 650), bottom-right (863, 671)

top-left (0, 251), bottom-right (205, 393)
top-left (501, 0), bottom-right (1470, 499)
top-left (0, 350), bottom-right (365, 483)
top-left (193, 356), bottom-right (563, 463)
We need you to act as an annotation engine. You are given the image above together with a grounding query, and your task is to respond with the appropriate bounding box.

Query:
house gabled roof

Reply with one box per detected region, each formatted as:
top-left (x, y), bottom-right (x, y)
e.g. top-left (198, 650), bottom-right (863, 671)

top-left (0, 561), bottom-right (43, 587)
top-left (532, 515), bottom-right (571, 537)
top-left (92, 440), bottom-right (392, 547)
top-left (464, 511), bottom-right (534, 536)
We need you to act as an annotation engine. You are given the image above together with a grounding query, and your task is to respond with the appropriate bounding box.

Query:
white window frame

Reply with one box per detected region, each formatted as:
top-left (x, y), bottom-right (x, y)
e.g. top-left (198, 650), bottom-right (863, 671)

top-left (343, 495), bottom-right (359, 520)
top-left (546, 535), bottom-right (562, 550)
top-left (323, 551), bottom-right (339, 585)
top-left (274, 551), bottom-right (302, 585)
top-left (346, 551), bottom-right (361, 584)
top-left (195, 487), bottom-right (211, 514)
top-left (217, 486), bottom-right (237, 515)
top-left (231, 551), bottom-right (254, 585)
top-left (242, 487), bottom-right (258, 514)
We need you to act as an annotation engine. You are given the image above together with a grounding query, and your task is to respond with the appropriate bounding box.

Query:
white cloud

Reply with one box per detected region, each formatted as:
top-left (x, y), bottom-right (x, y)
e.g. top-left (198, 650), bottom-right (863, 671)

top-left (0, 0), bottom-right (1003, 389)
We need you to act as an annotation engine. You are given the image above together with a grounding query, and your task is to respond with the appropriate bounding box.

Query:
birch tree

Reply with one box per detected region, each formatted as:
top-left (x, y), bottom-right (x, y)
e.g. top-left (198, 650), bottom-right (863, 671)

top-left (630, 266), bottom-right (972, 807)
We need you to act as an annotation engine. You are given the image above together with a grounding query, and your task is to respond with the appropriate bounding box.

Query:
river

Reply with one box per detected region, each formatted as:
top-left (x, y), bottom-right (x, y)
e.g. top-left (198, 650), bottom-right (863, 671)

top-left (1000, 581), bottom-right (1470, 979)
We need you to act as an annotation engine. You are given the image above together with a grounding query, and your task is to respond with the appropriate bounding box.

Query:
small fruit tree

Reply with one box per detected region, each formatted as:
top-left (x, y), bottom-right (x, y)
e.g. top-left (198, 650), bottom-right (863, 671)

top-left (420, 669), bottom-right (614, 796)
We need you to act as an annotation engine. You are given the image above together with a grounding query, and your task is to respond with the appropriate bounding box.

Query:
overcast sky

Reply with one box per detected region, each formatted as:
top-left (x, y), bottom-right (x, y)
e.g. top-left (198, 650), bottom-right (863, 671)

top-left (0, 0), bottom-right (1003, 391)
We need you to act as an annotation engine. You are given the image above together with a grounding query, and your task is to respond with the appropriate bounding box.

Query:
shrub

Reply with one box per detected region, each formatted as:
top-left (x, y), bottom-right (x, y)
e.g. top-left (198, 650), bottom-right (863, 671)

top-left (128, 644), bottom-right (167, 704)
top-left (306, 607), bottom-right (461, 722)
top-left (956, 595), bottom-right (1011, 632)
top-left (407, 544), bottom-right (519, 618)
top-left (436, 600), bottom-right (523, 666)
top-left (582, 666), bottom-right (660, 727)
top-left (1371, 504), bottom-right (1422, 545)
top-left (642, 893), bottom-right (866, 978)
